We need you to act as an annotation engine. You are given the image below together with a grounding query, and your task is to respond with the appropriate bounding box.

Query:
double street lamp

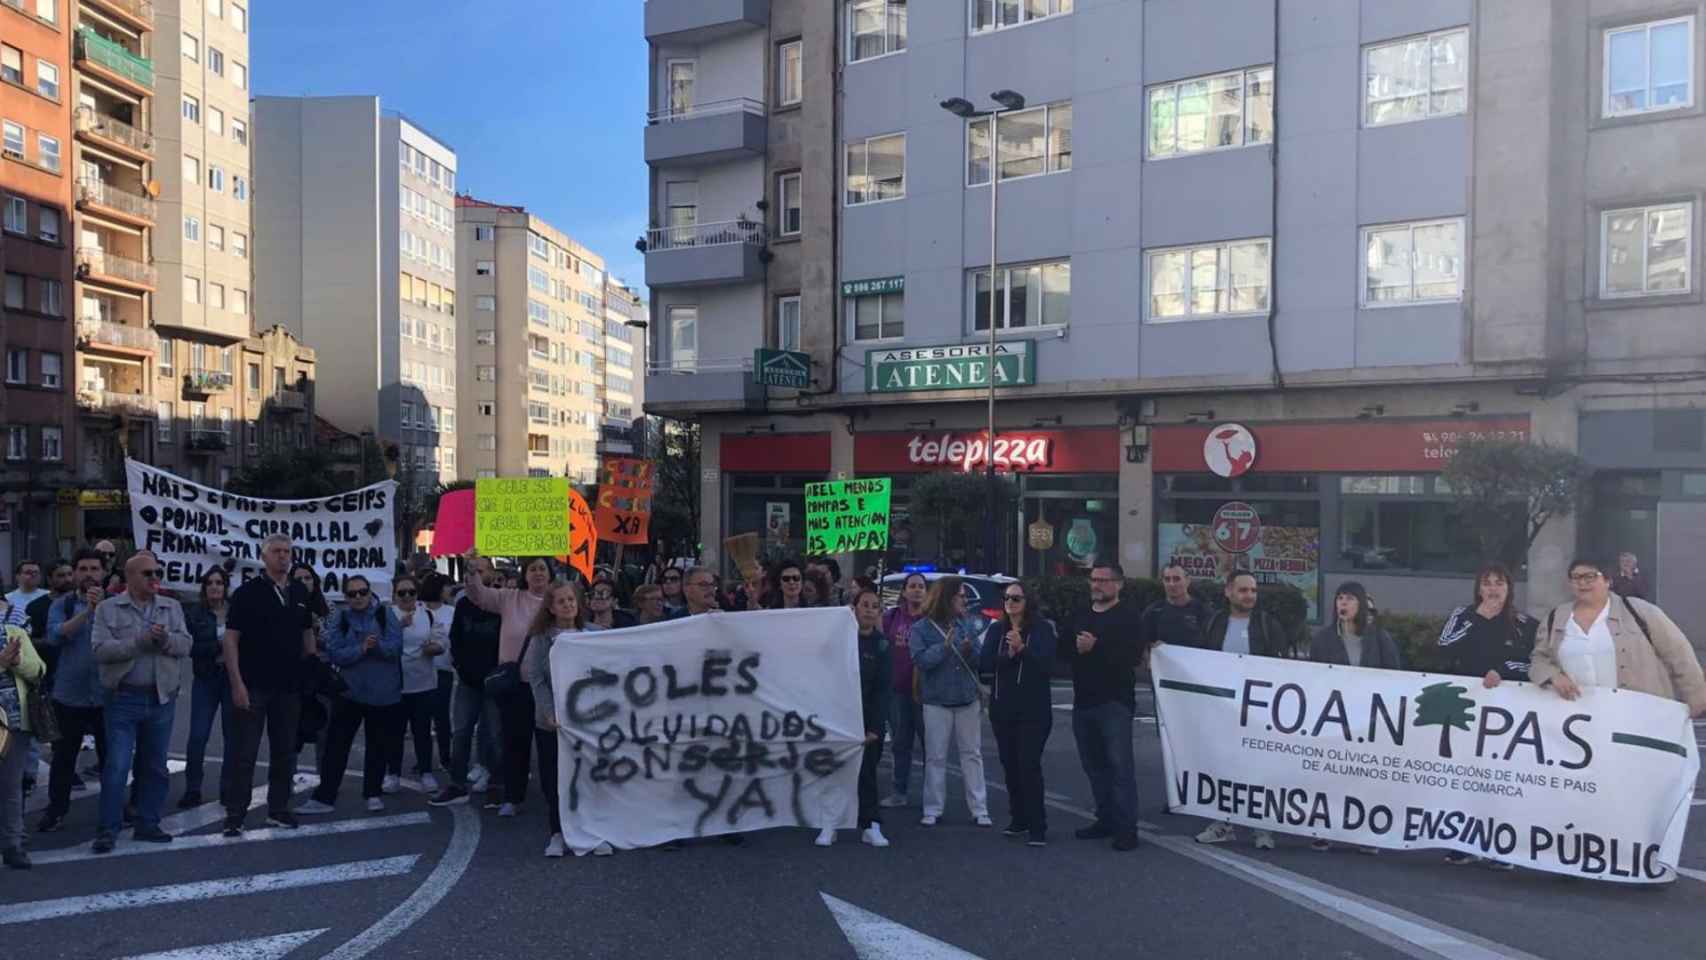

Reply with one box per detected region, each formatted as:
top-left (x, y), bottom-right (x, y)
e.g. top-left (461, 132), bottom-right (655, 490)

top-left (941, 90), bottom-right (1026, 575)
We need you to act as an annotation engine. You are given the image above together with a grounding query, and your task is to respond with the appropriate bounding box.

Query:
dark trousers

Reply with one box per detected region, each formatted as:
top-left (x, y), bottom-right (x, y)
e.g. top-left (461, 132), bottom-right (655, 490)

top-left (534, 725), bottom-right (561, 837)
top-left (449, 680), bottom-right (500, 787)
top-left (45, 701), bottom-right (105, 818)
top-left (390, 689), bottom-right (438, 777)
top-left (1072, 701), bottom-right (1137, 835)
top-left (223, 687), bottom-right (302, 820)
top-left (313, 698), bottom-right (404, 804)
top-left (888, 690), bottom-right (925, 794)
top-left (430, 671), bottom-right (454, 767)
top-left (184, 669), bottom-right (232, 796)
top-left (993, 712), bottom-right (1052, 837)
top-left (498, 686), bottom-right (536, 806)
top-left (857, 738), bottom-right (883, 829)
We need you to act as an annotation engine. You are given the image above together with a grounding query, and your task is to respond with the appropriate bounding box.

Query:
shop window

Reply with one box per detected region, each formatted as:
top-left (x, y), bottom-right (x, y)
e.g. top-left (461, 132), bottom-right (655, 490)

top-left (1156, 495), bottom-right (1322, 620)
top-left (1337, 475), bottom-right (1524, 575)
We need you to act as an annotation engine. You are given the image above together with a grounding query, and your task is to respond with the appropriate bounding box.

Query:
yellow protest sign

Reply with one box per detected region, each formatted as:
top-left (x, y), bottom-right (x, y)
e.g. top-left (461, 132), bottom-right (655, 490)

top-left (475, 477), bottom-right (571, 556)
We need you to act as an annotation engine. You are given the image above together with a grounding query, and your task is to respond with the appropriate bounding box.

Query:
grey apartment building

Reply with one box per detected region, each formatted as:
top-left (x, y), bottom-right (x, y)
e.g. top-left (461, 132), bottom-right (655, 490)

top-left (254, 96), bottom-right (459, 487)
top-left (643, 0), bottom-right (1706, 630)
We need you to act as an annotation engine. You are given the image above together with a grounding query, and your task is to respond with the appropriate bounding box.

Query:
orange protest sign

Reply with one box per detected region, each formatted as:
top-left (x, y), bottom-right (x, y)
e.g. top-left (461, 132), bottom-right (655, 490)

top-left (594, 457), bottom-right (655, 545)
top-left (559, 489), bottom-right (597, 582)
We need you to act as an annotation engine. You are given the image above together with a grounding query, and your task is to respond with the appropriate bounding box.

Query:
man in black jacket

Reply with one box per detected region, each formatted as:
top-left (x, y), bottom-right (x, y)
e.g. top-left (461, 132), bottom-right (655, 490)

top-left (430, 556), bottom-right (503, 807)
top-left (1060, 564), bottom-right (1144, 851)
top-left (1195, 571), bottom-right (1291, 849)
top-left (1142, 563), bottom-right (1211, 650)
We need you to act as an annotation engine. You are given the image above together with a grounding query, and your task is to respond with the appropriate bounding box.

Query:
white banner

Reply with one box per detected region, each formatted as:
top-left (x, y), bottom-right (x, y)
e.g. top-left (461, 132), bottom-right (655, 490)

top-left (550, 608), bottom-right (865, 851)
top-left (125, 459), bottom-right (397, 601)
top-left (1152, 646), bottom-right (1698, 883)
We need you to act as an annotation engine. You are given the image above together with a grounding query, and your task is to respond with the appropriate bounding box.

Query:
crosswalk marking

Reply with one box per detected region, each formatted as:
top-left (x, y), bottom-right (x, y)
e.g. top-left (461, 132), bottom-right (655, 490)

top-left (151, 774), bottom-right (320, 838)
top-left (113, 929), bottom-right (329, 960)
top-left (0, 855), bottom-right (420, 926)
top-left (31, 812), bottom-right (431, 866)
top-left (24, 760), bottom-right (188, 815)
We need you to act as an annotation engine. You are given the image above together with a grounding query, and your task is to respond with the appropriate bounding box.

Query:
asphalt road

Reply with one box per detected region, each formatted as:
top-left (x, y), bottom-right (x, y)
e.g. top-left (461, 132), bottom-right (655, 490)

top-left (4, 686), bottom-right (1705, 959)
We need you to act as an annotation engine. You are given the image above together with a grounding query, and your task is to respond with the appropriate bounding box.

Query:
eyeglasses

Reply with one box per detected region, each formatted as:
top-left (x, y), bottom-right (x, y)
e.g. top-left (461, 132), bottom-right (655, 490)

top-left (139, 569), bottom-right (162, 580)
top-left (1089, 577), bottom-right (1120, 584)
top-left (394, 589), bottom-right (416, 598)
top-left (592, 592), bottom-right (614, 600)
top-left (1003, 595), bottom-right (1026, 603)
top-left (780, 575), bottom-right (802, 583)
top-left (662, 575), bottom-right (682, 583)
top-left (1569, 572), bottom-right (1603, 584)
top-left (347, 588), bottom-right (371, 599)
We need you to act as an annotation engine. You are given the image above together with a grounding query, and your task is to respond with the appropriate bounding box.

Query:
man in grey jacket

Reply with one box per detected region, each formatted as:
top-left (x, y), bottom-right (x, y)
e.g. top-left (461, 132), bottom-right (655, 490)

top-left (90, 552), bottom-right (191, 853)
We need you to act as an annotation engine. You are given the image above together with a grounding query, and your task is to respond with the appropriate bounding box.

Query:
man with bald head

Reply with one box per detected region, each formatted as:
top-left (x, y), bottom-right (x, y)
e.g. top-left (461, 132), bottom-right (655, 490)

top-left (89, 552), bottom-right (191, 853)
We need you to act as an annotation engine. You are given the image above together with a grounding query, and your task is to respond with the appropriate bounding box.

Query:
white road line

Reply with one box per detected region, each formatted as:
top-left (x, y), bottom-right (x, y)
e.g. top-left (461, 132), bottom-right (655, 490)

top-left (0, 856), bottom-right (420, 926)
top-left (31, 813), bottom-right (431, 866)
top-left (821, 893), bottom-right (985, 960)
top-left (113, 929), bottom-right (329, 960)
top-left (1678, 866), bottom-right (1706, 884)
top-left (318, 802), bottom-right (481, 960)
top-left (152, 773), bottom-right (320, 838)
top-left (23, 760), bottom-right (188, 815)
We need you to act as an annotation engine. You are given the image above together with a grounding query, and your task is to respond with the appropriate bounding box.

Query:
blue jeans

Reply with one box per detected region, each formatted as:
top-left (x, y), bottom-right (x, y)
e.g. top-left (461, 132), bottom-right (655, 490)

top-left (101, 688), bottom-right (176, 836)
top-left (888, 690), bottom-right (925, 795)
top-left (183, 669), bottom-right (232, 796)
top-left (1072, 701), bottom-right (1137, 835)
top-left (449, 680), bottom-right (501, 787)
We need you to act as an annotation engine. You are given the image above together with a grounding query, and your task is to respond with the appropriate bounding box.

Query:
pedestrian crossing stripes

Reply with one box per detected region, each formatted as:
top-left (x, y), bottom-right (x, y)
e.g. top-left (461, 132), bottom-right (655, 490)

top-left (113, 929), bottom-right (330, 960)
top-left (30, 812), bottom-right (431, 866)
top-left (1, 856), bottom-right (421, 926)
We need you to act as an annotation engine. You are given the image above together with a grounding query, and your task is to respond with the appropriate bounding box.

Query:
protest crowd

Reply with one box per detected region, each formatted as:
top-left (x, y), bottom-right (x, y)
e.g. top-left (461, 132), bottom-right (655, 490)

top-left (0, 533), bottom-right (1702, 875)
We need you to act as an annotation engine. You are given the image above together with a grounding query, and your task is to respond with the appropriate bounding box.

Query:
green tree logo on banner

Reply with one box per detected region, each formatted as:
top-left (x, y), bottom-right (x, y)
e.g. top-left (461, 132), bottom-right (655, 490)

top-left (1414, 682), bottom-right (1477, 759)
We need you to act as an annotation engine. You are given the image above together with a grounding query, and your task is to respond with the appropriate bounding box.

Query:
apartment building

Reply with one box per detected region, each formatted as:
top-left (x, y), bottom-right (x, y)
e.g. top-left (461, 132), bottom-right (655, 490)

top-left (455, 196), bottom-right (606, 484)
top-left (254, 96), bottom-right (459, 489)
top-left (1, 0), bottom-right (77, 569)
top-left (599, 277), bottom-right (646, 456)
top-left (646, 1), bottom-right (1706, 634)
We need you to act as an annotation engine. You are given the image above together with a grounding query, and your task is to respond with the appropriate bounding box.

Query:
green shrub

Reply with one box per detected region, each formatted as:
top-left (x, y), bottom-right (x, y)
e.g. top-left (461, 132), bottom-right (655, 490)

top-left (1380, 612), bottom-right (1450, 671)
top-left (1022, 576), bottom-right (1162, 627)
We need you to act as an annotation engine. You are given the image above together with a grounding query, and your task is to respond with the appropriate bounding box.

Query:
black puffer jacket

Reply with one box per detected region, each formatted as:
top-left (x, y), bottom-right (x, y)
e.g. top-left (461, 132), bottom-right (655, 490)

top-left (450, 596), bottom-right (501, 688)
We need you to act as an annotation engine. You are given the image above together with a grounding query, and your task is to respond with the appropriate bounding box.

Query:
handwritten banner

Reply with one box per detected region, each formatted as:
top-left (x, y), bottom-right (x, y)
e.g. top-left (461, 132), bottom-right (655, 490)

top-left (1152, 646), bottom-right (1699, 882)
top-left (566, 488), bottom-right (597, 582)
top-left (594, 457), bottom-right (654, 546)
top-left (804, 478), bottom-right (891, 554)
top-left (475, 477), bottom-right (570, 556)
top-left (549, 609), bottom-right (865, 851)
top-left (125, 459), bottom-right (395, 601)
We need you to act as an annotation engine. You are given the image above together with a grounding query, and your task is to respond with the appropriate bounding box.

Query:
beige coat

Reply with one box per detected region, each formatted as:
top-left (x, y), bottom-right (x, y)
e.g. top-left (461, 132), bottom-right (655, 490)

top-left (1530, 596), bottom-right (1706, 714)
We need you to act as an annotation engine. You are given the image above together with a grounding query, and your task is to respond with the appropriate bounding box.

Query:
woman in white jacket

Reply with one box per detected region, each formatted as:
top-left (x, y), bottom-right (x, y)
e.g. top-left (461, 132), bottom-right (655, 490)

top-left (389, 576), bottom-right (448, 793)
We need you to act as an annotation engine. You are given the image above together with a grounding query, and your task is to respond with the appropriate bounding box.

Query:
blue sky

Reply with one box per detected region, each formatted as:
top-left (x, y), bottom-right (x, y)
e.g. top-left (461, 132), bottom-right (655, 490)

top-left (252, 1), bottom-right (649, 285)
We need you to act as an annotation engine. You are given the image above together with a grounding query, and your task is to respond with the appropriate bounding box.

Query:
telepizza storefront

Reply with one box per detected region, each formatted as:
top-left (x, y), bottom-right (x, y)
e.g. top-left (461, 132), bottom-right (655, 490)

top-left (719, 433), bottom-right (833, 565)
top-left (1149, 416), bottom-right (1531, 623)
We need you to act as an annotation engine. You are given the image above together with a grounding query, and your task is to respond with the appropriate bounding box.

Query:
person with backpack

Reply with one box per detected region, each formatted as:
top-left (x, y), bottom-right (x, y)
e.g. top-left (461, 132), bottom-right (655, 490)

top-left (297, 575), bottom-right (404, 815)
top-left (1530, 557), bottom-right (1706, 718)
top-left (389, 575), bottom-right (447, 793)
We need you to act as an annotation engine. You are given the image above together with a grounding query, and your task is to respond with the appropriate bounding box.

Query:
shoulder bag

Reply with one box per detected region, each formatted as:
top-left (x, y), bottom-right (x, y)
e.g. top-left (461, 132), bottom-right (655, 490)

top-left (934, 620), bottom-right (991, 712)
top-left (483, 634), bottom-right (533, 698)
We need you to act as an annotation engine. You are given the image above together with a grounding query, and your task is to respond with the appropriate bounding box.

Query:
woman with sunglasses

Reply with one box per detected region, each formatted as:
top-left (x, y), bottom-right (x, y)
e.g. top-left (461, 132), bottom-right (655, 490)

top-left (764, 561), bottom-right (809, 610)
top-left (179, 567), bottom-right (234, 808)
top-left (908, 576), bottom-right (992, 828)
top-left (585, 576), bottom-right (635, 630)
top-left (298, 575), bottom-right (403, 816)
top-left (980, 583), bottom-right (1057, 846)
top-left (658, 568), bottom-right (687, 618)
top-left (631, 585), bottom-right (666, 625)
top-left (389, 576), bottom-right (448, 794)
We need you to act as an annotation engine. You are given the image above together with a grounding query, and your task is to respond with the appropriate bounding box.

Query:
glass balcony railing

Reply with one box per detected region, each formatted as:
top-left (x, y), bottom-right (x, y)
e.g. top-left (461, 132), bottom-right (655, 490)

top-left (75, 108), bottom-right (154, 156)
top-left (75, 27), bottom-right (154, 90)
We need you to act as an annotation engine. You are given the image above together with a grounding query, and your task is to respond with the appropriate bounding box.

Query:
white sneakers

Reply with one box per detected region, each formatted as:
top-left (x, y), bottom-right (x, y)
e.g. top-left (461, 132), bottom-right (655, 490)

top-left (420, 772), bottom-right (440, 794)
top-left (974, 815), bottom-right (994, 828)
top-left (919, 815), bottom-right (938, 827)
top-left (878, 794), bottom-right (908, 808)
top-left (1253, 830), bottom-right (1276, 850)
top-left (365, 797), bottom-right (385, 813)
top-left (861, 825), bottom-right (890, 848)
top-left (592, 842), bottom-right (614, 857)
top-left (295, 799), bottom-right (334, 816)
top-left (545, 834), bottom-right (566, 858)
top-left (815, 828), bottom-right (837, 847)
top-left (381, 775), bottom-right (400, 795)
top-left (498, 803), bottom-right (517, 818)
top-left (469, 766), bottom-right (490, 794)
top-left (1195, 822), bottom-right (1236, 844)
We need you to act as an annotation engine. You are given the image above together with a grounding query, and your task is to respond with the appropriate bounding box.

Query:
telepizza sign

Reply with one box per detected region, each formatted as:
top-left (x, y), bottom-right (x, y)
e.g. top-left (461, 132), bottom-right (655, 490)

top-left (854, 428), bottom-right (1120, 474)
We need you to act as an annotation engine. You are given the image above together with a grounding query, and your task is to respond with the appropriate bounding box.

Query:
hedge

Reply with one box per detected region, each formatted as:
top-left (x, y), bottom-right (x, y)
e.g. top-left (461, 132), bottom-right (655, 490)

top-left (1022, 575), bottom-right (1311, 649)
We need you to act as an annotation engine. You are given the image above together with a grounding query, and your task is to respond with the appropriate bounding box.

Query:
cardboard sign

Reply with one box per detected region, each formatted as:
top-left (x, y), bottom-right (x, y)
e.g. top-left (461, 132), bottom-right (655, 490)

top-left (430, 489), bottom-right (476, 557)
top-left (566, 488), bottom-right (597, 581)
top-left (475, 477), bottom-right (570, 556)
top-left (804, 478), bottom-right (891, 554)
top-left (594, 457), bottom-right (655, 546)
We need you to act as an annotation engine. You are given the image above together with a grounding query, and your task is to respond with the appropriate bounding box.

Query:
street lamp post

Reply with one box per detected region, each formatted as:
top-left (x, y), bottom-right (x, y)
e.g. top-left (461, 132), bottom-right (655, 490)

top-left (941, 90), bottom-right (1026, 574)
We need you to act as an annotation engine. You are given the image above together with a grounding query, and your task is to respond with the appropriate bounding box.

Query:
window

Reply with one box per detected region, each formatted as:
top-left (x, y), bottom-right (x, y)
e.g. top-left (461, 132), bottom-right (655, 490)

top-left (183, 155), bottom-right (200, 185)
top-left (779, 40), bottom-right (803, 105)
top-left (2, 121), bottom-right (23, 158)
top-left (2, 273), bottom-right (21, 309)
top-left (777, 295), bottom-right (801, 351)
top-left (208, 48), bottom-right (224, 76)
top-left (183, 33), bottom-right (199, 63)
top-left (478, 402), bottom-right (494, 417)
top-left (476, 365), bottom-right (496, 382)
top-left (848, 0), bottom-right (907, 62)
top-left (968, 101), bottom-right (1072, 183)
top-left (246, 422), bottom-right (257, 452)
top-left (5, 349), bottom-right (25, 383)
top-left (1361, 219), bottom-right (1463, 305)
top-left (233, 233), bottom-right (247, 257)
top-left (185, 276), bottom-right (201, 304)
top-left (474, 225), bottom-right (494, 242)
top-left (183, 95), bottom-right (200, 124)
top-left (2, 196), bottom-right (22, 233)
top-left (1364, 29), bottom-right (1468, 126)
top-left (1340, 476), bottom-right (1522, 575)
top-left (974, 0), bottom-right (1073, 31)
top-left (1605, 17), bottom-right (1695, 117)
top-left (37, 61), bottom-right (59, 100)
top-left (234, 289), bottom-right (248, 314)
top-left (1, 46), bottom-right (20, 86)
top-left (159, 339), bottom-right (174, 377)
top-left (209, 282), bottom-right (225, 309)
top-left (233, 176), bottom-right (247, 201)
top-left (40, 426), bottom-right (61, 461)
top-left (476, 329), bottom-right (495, 346)
top-left (973, 259), bottom-right (1072, 329)
top-left (1148, 239), bottom-right (1271, 320)
top-left (849, 291), bottom-right (905, 341)
top-left (157, 403), bottom-right (174, 442)
top-left (41, 278), bottom-right (60, 316)
top-left (232, 118), bottom-right (247, 145)
top-left (4, 426), bottom-right (23, 461)
top-left (247, 362), bottom-right (260, 391)
top-left (473, 259), bottom-right (493, 276)
top-left (41, 352), bottom-right (60, 388)
top-left (232, 3), bottom-right (246, 32)
top-left (184, 215), bottom-right (201, 242)
top-left (845, 133), bottom-right (906, 205)
top-left (1148, 67), bottom-right (1272, 159)
top-left (233, 63), bottom-right (248, 91)
top-left (36, 134), bottom-right (58, 172)
top-left (208, 107), bottom-right (224, 137)
top-left (208, 224), bottom-right (224, 250)
top-left (38, 206), bottom-right (58, 243)
top-left (668, 306), bottom-right (698, 370)
top-left (33, 0), bottom-right (53, 24)
top-left (767, 171), bottom-right (804, 239)
top-left (477, 294), bottom-right (497, 312)
top-left (529, 265), bottom-right (550, 294)
top-left (1601, 203), bottom-right (1693, 298)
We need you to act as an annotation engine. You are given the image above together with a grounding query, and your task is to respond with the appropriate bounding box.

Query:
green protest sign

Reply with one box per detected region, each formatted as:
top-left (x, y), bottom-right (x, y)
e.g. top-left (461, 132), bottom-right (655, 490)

top-left (475, 477), bottom-right (571, 556)
top-left (804, 478), bottom-right (891, 554)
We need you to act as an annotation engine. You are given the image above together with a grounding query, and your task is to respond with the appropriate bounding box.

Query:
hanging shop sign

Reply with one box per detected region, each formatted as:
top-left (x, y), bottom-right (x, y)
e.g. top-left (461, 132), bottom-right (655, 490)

top-left (866, 340), bottom-right (1036, 394)
top-left (1027, 519), bottom-right (1056, 551)
top-left (855, 428), bottom-right (1119, 475)
top-left (1204, 423), bottom-right (1258, 478)
top-left (841, 276), bottom-right (904, 298)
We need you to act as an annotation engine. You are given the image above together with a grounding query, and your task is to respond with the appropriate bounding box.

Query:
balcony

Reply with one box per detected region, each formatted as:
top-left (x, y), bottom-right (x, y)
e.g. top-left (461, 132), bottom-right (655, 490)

top-left (74, 28), bottom-right (154, 96)
top-left (644, 358), bottom-right (764, 413)
top-left (644, 219), bottom-right (766, 288)
top-left (76, 247), bottom-right (157, 292)
top-left (80, 0), bottom-right (154, 32)
top-left (183, 369), bottom-right (233, 397)
top-left (77, 318), bottom-right (157, 356)
top-left (269, 388), bottom-right (306, 412)
top-left (74, 108), bottom-right (154, 163)
top-left (77, 179), bottom-right (157, 228)
top-left (644, 0), bottom-right (768, 44)
top-left (187, 429), bottom-right (231, 452)
top-left (77, 389), bottom-right (154, 419)
top-left (645, 98), bottom-right (766, 167)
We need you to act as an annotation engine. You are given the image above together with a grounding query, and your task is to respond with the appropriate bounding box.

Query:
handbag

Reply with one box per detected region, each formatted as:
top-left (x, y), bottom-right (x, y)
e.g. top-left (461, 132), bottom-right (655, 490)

top-left (25, 678), bottom-right (59, 744)
top-left (483, 634), bottom-right (533, 698)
